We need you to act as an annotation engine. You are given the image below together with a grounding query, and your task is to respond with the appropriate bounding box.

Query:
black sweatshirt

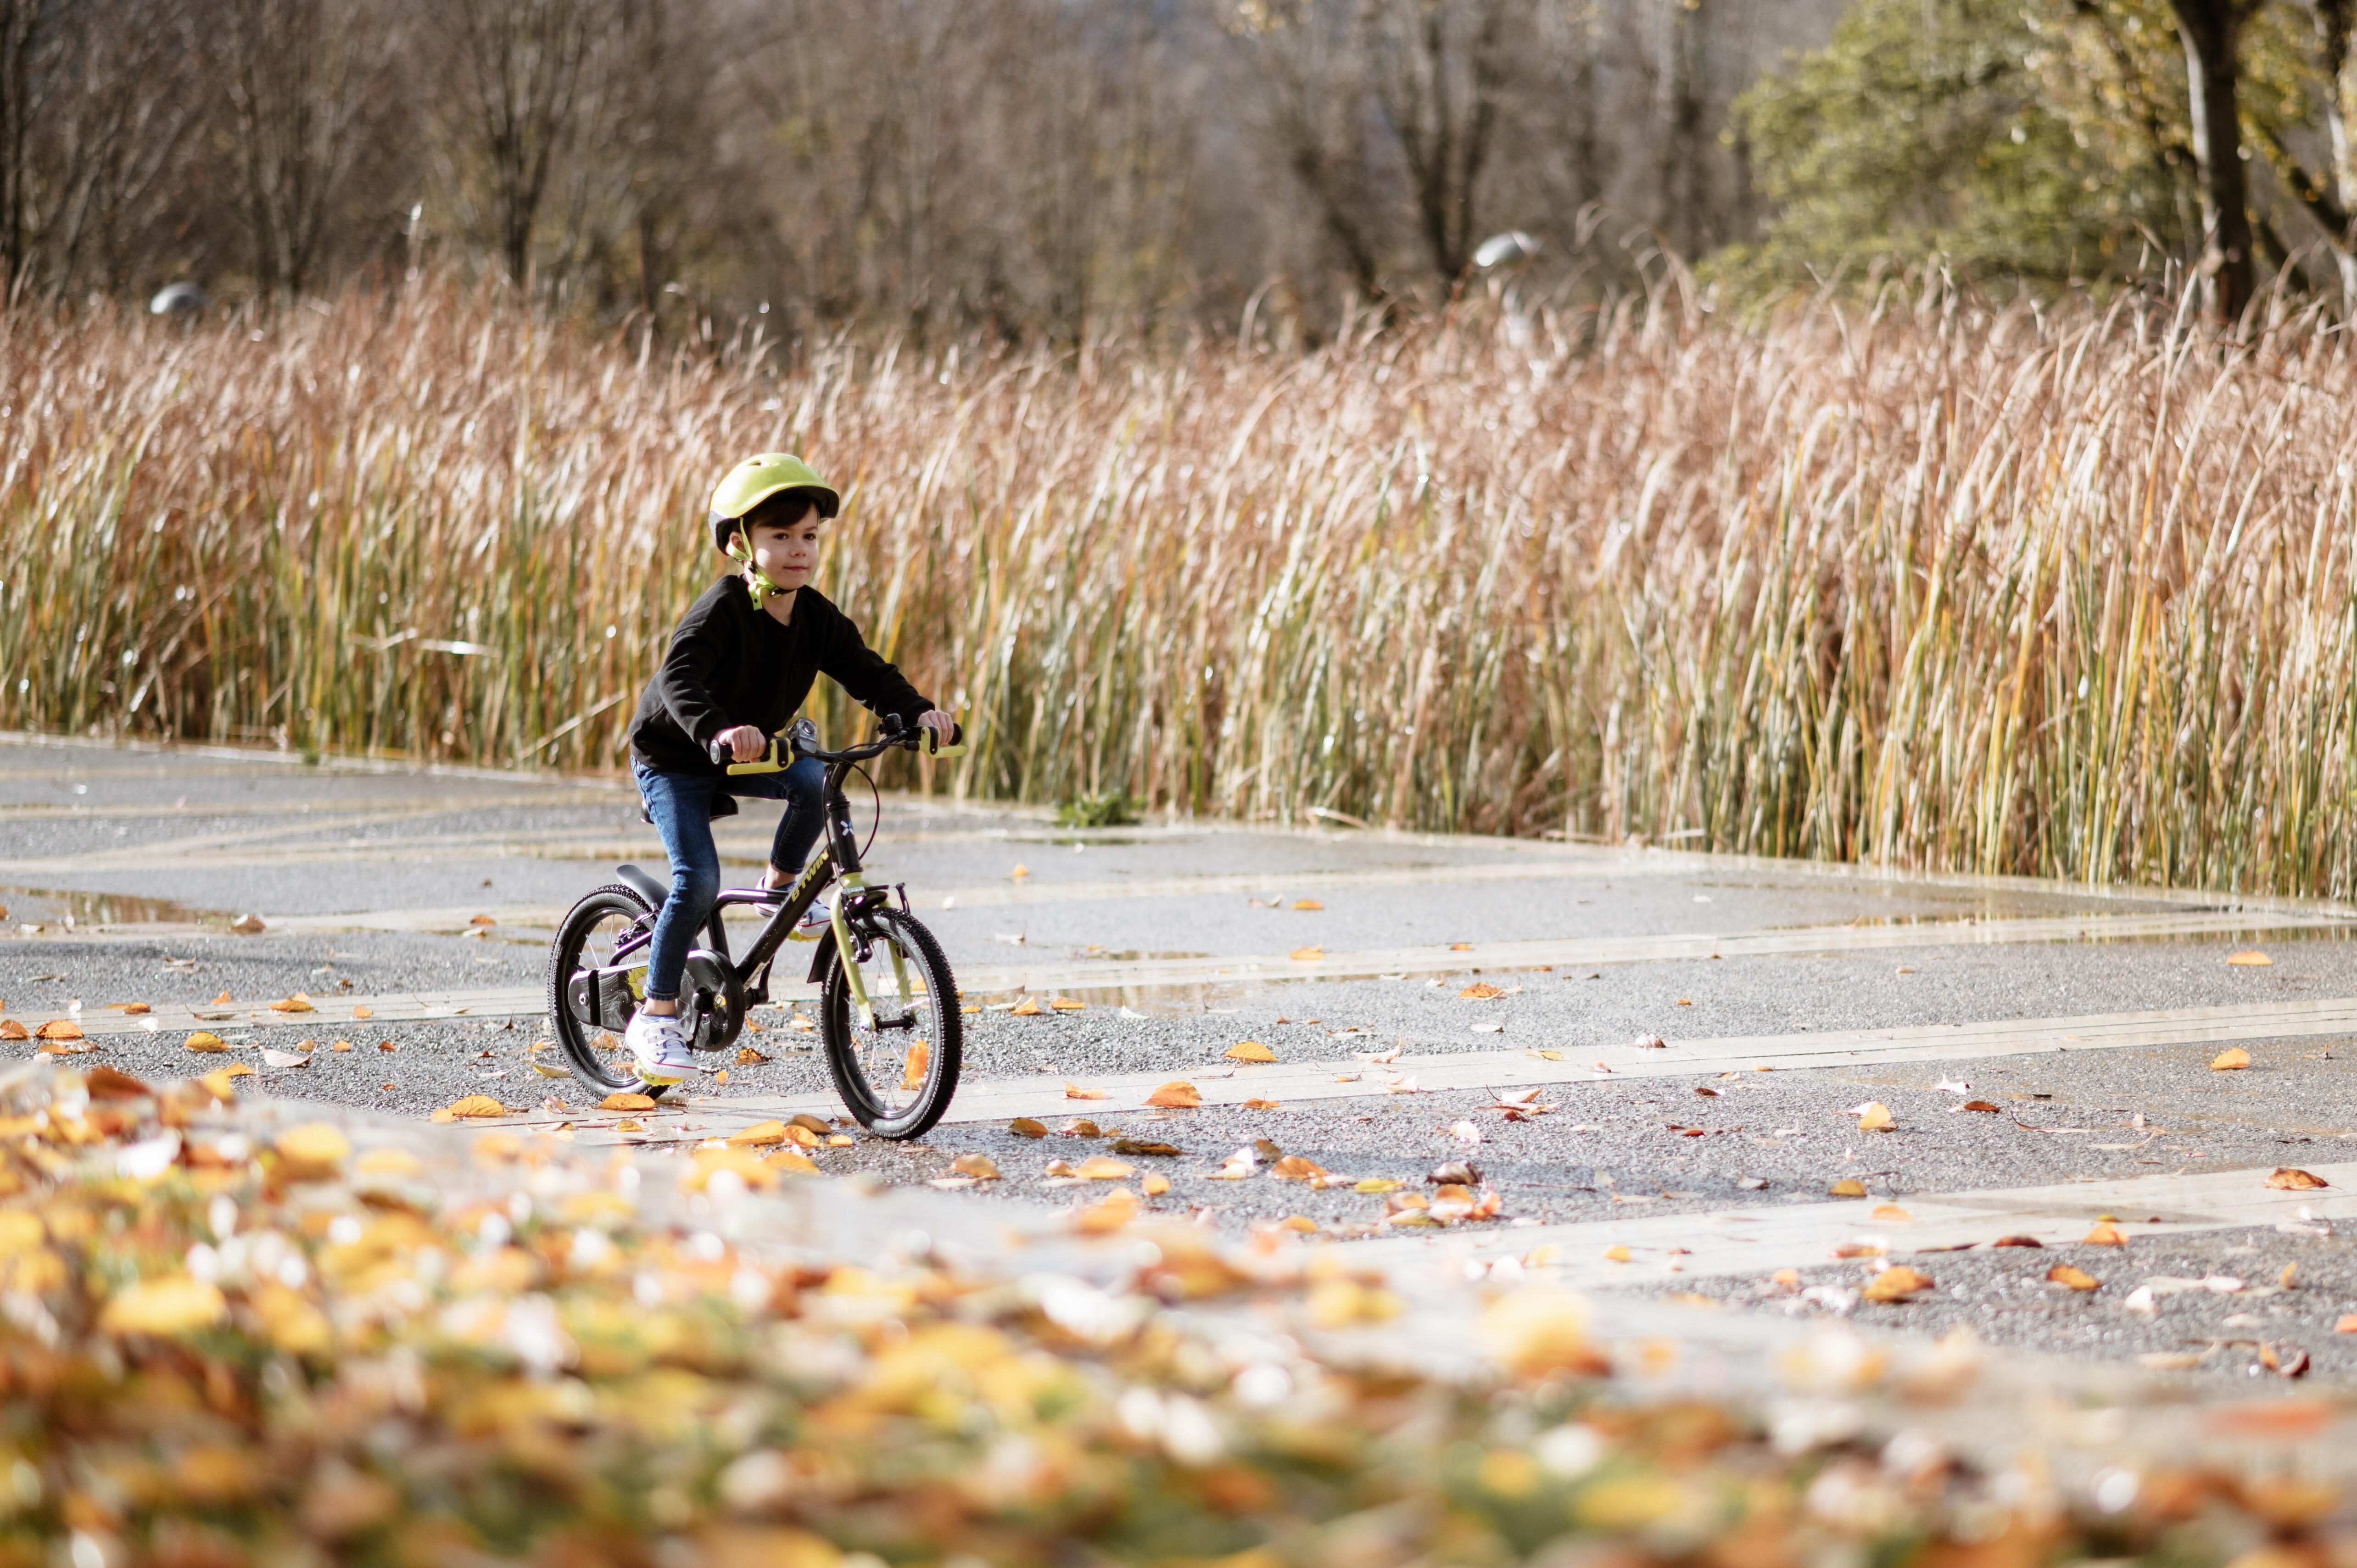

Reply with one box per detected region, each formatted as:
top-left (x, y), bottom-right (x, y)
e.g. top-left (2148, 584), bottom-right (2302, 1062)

top-left (627, 576), bottom-right (935, 775)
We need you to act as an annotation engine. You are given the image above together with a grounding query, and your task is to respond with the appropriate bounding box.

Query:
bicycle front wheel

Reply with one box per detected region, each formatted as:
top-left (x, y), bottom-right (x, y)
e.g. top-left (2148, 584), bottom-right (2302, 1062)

top-left (819, 905), bottom-right (962, 1138)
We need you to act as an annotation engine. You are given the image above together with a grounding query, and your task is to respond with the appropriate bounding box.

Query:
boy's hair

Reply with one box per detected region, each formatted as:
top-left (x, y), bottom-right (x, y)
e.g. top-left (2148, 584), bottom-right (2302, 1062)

top-left (737, 491), bottom-right (815, 535)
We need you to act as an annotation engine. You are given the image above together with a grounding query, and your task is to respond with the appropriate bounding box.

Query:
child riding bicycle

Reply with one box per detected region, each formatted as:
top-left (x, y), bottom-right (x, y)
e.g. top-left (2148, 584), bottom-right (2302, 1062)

top-left (622, 452), bottom-right (957, 1085)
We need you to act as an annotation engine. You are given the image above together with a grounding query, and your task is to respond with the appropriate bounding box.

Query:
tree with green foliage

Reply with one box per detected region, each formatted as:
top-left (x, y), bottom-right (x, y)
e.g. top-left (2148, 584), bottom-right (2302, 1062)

top-left (1720, 0), bottom-right (2357, 319)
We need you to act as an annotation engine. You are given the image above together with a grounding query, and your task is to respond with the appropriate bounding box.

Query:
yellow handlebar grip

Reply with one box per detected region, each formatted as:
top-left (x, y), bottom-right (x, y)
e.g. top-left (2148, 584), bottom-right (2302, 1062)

top-left (926, 743), bottom-right (970, 759)
top-left (726, 740), bottom-right (786, 776)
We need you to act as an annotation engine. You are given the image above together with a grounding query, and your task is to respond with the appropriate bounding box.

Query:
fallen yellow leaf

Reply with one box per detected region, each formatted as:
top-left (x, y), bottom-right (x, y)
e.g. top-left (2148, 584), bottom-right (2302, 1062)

top-left (1271, 1155), bottom-right (1326, 1180)
top-left (901, 1039), bottom-right (930, 1091)
top-left (727, 1121), bottom-right (790, 1147)
top-left (1829, 1178), bottom-right (1867, 1198)
top-left (1450, 943), bottom-right (1475, 952)
top-left (768, 1149), bottom-right (821, 1175)
top-left (2268, 1167), bottom-right (2329, 1190)
top-left (1049, 997), bottom-right (1085, 1012)
top-left (108, 1002), bottom-right (150, 1015)
top-left (1355, 1177), bottom-right (1402, 1194)
top-left (1459, 982), bottom-right (1503, 1000)
top-left (2212, 1048), bottom-right (2252, 1071)
top-left (1862, 1266), bottom-right (1935, 1303)
top-left (1071, 1188), bottom-right (1136, 1234)
top-left (952, 1153), bottom-right (1001, 1180)
top-left (1289, 946), bottom-right (1323, 962)
top-left (2083, 1222), bottom-right (2127, 1245)
top-left (351, 1005), bottom-right (374, 1020)
top-left (1870, 1204), bottom-right (1914, 1222)
top-left (101, 1277), bottom-right (228, 1336)
top-left (1226, 1040), bottom-right (1276, 1062)
top-left (1141, 1172), bottom-right (1171, 1196)
top-left (1075, 1155), bottom-right (1135, 1180)
top-left (1146, 1080), bottom-right (1201, 1109)
top-left (1011, 999), bottom-right (1043, 1017)
top-left (2227, 950), bottom-right (2273, 965)
top-left (600, 1093), bottom-right (656, 1112)
top-left (444, 1094), bottom-right (508, 1118)
top-left (269, 996), bottom-right (315, 1014)
top-left (1241, 1097), bottom-right (1282, 1110)
top-left (1856, 1102), bottom-right (1894, 1132)
top-left (1602, 1245), bottom-right (1632, 1262)
top-left (2047, 1264), bottom-right (2100, 1291)
top-left (1010, 864), bottom-right (1029, 879)
top-left (274, 1123), bottom-right (352, 1170)
top-left (1063, 1083), bottom-right (1108, 1100)
top-left (1009, 1117), bottom-right (1048, 1138)
top-left (184, 1032), bottom-right (226, 1052)
top-left (1291, 898), bottom-right (1324, 910)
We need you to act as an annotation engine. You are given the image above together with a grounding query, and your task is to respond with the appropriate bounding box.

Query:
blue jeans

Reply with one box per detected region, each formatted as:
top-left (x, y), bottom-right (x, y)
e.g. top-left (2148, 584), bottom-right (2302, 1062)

top-left (632, 757), bottom-right (827, 1003)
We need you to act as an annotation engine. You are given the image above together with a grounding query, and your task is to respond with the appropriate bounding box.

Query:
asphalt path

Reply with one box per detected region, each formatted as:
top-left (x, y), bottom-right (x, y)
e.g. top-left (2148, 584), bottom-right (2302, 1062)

top-left (9, 731), bottom-right (2357, 1385)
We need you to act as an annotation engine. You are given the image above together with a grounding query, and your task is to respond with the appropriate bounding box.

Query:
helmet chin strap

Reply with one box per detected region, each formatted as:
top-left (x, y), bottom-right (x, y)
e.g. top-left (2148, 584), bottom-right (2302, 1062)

top-left (725, 535), bottom-right (788, 609)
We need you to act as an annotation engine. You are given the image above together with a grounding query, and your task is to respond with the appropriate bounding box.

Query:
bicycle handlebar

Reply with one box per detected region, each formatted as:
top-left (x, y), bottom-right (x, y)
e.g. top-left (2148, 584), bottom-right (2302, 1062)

top-left (720, 720), bottom-right (968, 775)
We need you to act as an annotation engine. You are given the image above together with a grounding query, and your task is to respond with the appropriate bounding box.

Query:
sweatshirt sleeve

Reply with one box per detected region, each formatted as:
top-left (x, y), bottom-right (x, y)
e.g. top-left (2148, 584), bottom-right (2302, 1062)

top-left (817, 602), bottom-right (932, 724)
top-left (653, 593), bottom-right (735, 748)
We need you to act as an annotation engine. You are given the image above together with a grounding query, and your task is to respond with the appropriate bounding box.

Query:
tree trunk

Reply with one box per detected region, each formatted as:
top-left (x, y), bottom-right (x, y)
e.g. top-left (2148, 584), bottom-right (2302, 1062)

top-left (2167, 0), bottom-right (2257, 323)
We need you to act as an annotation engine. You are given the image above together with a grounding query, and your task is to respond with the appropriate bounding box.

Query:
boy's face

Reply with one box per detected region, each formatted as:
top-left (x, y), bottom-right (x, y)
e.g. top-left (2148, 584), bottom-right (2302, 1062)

top-left (744, 508), bottom-right (821, 591)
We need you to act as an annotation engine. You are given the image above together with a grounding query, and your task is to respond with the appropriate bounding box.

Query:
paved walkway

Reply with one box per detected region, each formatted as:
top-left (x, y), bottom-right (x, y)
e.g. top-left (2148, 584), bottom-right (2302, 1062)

top-left (11, 733), bottom-right (2357, 1383)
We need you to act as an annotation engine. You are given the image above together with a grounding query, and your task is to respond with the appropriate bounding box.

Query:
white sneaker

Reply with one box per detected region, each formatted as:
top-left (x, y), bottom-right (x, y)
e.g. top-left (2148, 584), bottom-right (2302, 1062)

top-left (624, 1010), bottom-right (698, 1085)
top-left (788, 898), bottom-right (831, 942)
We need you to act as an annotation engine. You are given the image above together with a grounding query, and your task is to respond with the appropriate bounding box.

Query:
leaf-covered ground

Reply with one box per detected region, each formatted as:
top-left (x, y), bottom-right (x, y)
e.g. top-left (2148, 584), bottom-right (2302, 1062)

top-left (0, 1057), bottom-right (2339, 1568)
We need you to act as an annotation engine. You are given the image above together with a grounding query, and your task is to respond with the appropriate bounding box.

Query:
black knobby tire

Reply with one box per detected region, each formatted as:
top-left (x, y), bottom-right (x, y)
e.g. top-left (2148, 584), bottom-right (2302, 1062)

top-left (547, 884), bottom-right (673, 1100)
top-left (819, 904), bottom-right (962, 1138)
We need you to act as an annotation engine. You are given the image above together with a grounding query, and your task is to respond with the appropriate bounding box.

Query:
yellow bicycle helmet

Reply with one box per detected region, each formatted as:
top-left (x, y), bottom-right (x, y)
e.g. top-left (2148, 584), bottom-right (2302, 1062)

top-left (708, 453), bottom-right (841, 607)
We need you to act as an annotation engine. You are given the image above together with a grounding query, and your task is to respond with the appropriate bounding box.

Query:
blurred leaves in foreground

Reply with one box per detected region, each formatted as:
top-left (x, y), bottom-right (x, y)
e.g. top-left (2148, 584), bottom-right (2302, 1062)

top-left (0, 1056), bottom-right (2338, 1566)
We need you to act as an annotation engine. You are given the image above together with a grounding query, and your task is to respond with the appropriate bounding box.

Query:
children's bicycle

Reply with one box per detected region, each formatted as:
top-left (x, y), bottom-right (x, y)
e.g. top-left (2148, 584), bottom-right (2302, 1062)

top-left (545, 714), bottom-right (967, 1139)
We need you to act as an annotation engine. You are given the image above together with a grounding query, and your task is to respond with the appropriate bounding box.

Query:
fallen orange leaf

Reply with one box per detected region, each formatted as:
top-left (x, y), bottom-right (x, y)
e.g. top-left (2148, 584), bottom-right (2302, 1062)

top-left (2083, 1223), bottom-right (2127, 1245)
top-left (1242, 1097), bottom-right (1282, 1110)
top-left (1009, 1117), bottom-right (1048, 1138)
top-left (2212, 1048), bottom-right (2252, 1071)
top-left (1291, 898), bottom-right (1323, 910)
top-left (1289, 946), bottom-right (1323, 962)
top-left (1271, 1155), bottom-right (1326, 1181)
top-left (0, 1021), bottom-right (24, 1041)
top-left (599, 1093), bottom-right (656, 1112)
top-left (2267, 1167), bottom-right (2329, 1190)
top-left (2047, 1264), bottom-right (2100, 1291)
top-left (1458, 982), bottom-right (1503, 1000)
top-left (1225, 1040), bottom-right (1276, 1062)
top-left (268, 996), bottom-right (315, 1014)
top-left (1011, 999), bottom-right (1043, 1017)
top-left (1063, 1083), bottom-right (1108, 1101)
top-left (351, 1005), bottom-right (374, 1020)
top-left (34, 1021), bottom-right (82, 1041)
top-left (1074, 1155), bottom-right (1134, 1180)
top-left (1145, 1081), bottom-right (1201, 1109)
top-left (2227, 950), bottom-right (2273, 966)
top-left (1141, 1172), bottom-right (1171, 1196)
top-left (1856, 1102), bottom-right (1894, 1132)
top-left (1828, 1178), bottom-right (1867, 1197)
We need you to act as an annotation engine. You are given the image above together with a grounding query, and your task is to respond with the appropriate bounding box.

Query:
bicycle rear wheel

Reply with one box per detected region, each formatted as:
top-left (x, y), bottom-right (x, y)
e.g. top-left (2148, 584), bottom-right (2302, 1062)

top-left (547, 885), bottom-right (670, 1099)
top-left (819, 905), bottom-right (961, 1138)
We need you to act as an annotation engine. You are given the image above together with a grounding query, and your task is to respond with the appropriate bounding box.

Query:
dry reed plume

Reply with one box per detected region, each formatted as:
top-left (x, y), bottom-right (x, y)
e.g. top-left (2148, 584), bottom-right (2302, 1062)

top-left (5, 278), bottom-right (2354, 896)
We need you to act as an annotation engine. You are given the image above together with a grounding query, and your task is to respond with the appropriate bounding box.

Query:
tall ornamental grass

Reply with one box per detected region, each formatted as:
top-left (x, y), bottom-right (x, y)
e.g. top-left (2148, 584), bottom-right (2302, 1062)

top-left (5, 277), bottom-right (2355, 896)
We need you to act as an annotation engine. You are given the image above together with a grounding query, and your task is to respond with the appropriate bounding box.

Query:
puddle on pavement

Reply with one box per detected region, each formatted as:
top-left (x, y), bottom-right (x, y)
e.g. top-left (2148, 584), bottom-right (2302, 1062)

top-left (0, 885), bottom-right (233, 927)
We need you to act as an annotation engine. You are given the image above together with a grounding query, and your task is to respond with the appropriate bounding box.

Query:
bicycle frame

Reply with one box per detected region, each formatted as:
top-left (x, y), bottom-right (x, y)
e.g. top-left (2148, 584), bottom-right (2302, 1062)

top-left (608, 736), bottom-right (947, 1035)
